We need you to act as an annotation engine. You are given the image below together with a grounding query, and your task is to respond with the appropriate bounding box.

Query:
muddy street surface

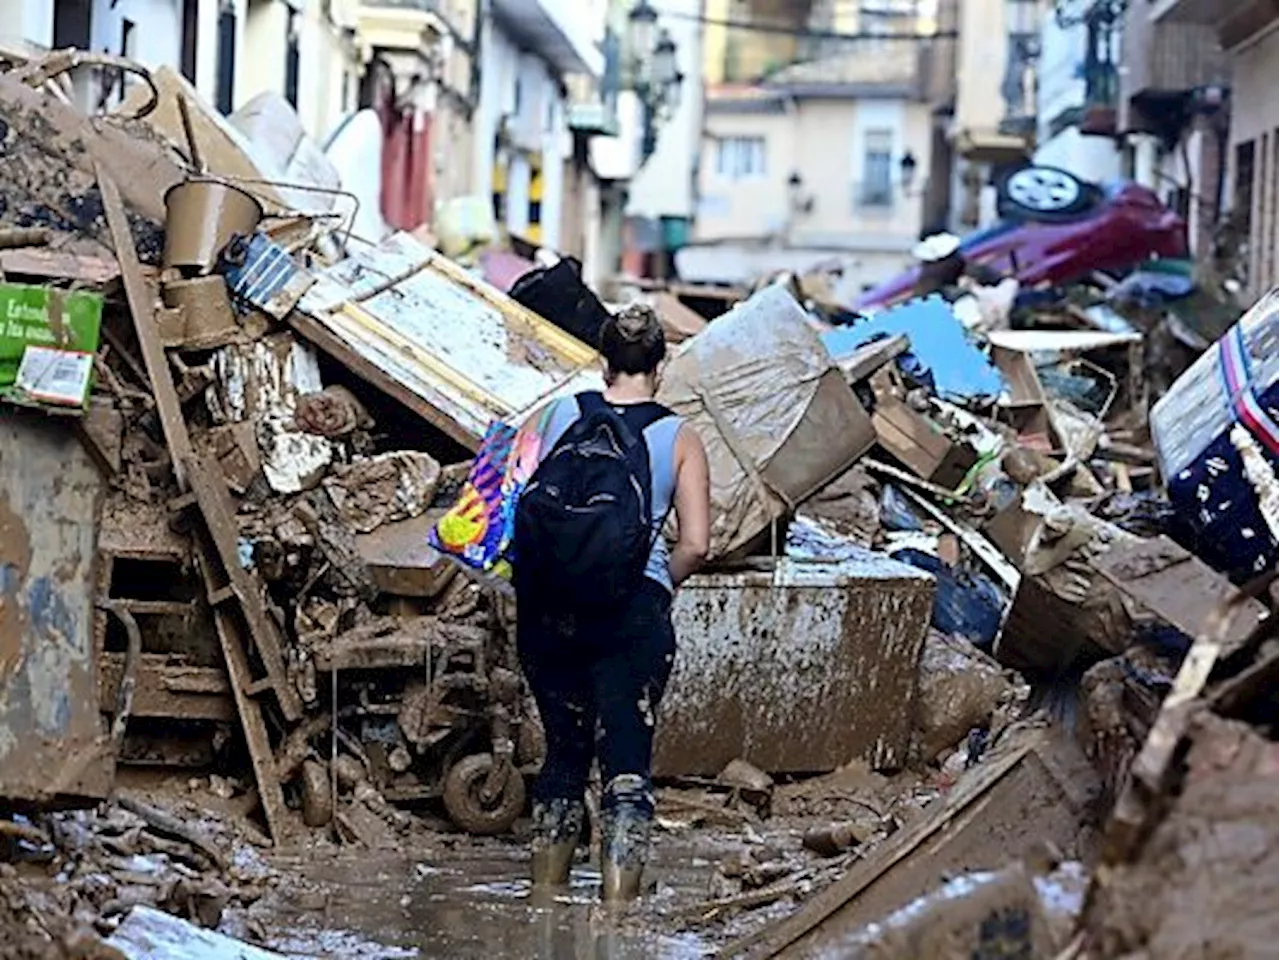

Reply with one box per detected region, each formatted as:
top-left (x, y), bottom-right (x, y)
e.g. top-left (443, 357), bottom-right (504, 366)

top-left (235, 757), bottom-right (950, 959)
top-left (257, 839), bottom-right (718, 959)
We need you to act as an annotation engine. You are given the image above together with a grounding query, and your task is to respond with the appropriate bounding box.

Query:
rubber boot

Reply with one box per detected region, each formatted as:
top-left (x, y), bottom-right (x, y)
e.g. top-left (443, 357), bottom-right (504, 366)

top-left (530, 798), bottom-right (586, 888)
top-left (600, 777), bottom-right (652, 905)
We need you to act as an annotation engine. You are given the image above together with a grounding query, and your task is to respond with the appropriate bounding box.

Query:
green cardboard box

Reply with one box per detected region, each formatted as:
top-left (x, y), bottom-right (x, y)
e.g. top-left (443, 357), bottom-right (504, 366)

top-left (0, 282), bottom-right (103, 410)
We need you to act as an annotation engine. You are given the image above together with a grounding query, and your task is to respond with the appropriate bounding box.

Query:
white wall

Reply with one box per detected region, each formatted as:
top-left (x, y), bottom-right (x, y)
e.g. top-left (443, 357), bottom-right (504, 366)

top-left (90, 0), bottom-right (183, 108)
top-left (1035, 126), bottom-right (1122, 183)
top-left (193, 0), bottom-right (220, 107)
top-left (540, 95), bottom-right (566, 249)
top-left (473, 16), bottom-right (517, 202)
top-left (296, 1), bottom-right (357, 141)
top-left (9, 0), bottom-right (55, 47)
top-left (237, 0), bottom-right (286, 109)
top-left (1036, 15), bottom-right (1087, 141)
top-left (626, 0), bottom-right (703, 221)
top-left (473, 16), bottom-right (570, 240)
top-left (591, 88), bottom-right (643, 181)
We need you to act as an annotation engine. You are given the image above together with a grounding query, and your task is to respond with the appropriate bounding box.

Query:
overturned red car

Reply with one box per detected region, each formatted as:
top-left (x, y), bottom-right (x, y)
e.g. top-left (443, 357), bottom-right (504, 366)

top-left (854, 167), bottom-right (1188, 312)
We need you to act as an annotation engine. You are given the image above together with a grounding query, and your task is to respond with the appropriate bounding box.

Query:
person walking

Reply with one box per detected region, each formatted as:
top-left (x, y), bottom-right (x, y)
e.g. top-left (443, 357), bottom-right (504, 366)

top-left (512, 303), bottom-right (710, 903)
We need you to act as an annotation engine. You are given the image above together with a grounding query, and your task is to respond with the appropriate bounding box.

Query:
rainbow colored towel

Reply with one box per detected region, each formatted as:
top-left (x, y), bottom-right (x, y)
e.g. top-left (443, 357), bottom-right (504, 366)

top-left (429, 408), bottom-right (553, 577)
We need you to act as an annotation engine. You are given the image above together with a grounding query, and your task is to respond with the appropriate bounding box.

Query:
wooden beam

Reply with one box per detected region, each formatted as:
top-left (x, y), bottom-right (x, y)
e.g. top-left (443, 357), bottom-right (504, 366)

top-left (95, 161), bottom-right (193, 489)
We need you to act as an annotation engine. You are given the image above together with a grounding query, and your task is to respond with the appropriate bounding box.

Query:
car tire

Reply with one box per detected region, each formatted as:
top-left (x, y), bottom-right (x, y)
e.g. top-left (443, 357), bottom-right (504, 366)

top-left (996, 165), bottom-right (1098, 223)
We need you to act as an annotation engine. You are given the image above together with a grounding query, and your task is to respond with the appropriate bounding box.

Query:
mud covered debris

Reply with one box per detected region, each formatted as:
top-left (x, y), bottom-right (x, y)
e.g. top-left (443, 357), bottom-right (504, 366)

top-left (1085, 714), bottom-right (1278, 959)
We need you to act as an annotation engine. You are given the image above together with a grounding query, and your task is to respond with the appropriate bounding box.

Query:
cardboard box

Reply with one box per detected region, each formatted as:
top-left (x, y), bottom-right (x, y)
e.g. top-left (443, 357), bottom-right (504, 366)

top-left (869, 370), bottom-right (977, 488)
top-left (0, 283), bottom-right (103, 410)
top-left (658, 285), bottom-right (876, 559)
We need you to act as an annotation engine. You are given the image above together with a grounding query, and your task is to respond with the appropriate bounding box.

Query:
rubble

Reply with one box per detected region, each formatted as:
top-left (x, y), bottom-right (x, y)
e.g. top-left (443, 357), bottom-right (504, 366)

top-left (1085, 713), bottom-right (1277, 959)
top-left (912, 630), bottom-right (1022, 763)
top-left (0, 794), bottom-right (279, 959)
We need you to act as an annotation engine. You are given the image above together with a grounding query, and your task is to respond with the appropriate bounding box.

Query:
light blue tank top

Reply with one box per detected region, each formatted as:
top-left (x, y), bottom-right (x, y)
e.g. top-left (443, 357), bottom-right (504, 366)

top-left (539, 393), bottom-right (683, 593)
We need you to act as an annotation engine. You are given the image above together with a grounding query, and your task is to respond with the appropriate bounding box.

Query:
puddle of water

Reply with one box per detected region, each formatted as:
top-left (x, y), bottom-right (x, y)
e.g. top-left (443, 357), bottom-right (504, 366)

top-left (258, 840), bottom-right (719, 960)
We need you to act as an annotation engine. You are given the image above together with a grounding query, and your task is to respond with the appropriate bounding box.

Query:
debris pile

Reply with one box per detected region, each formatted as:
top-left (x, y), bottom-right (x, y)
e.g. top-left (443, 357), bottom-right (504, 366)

top-left (2, 47), bottom-right (1277, 960)
top-left (0, 53), bottom-right (539, 862)
top-left (0, 793), bottom-right (284, 959)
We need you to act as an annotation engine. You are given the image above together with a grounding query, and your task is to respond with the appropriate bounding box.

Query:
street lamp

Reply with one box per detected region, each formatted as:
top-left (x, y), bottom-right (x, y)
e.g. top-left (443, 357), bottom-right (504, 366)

top-left (899, 150), bottom-right (918, 192)
top-left (653, 29), bottom-right (677, 87)
top-left (626, 2), bottom-right (683, 161)
top-left (628, 0), bottom-right (658, 75)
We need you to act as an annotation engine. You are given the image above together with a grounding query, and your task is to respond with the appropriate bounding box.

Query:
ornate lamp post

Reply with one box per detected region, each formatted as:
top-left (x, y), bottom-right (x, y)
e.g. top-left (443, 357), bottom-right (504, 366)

top-left (626, 1), bottom-right (684, 161)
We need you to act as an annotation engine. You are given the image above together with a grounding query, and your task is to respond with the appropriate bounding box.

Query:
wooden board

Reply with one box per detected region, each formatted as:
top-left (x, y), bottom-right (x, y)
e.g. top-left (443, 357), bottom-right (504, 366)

top-left (720, 735), bottom-right (1073, 959)
top-left (96, 162), bottom-right (194, 488)
top-left (1091, 536), bottom-right (1269, 657)
top-left (182, 456), bottom-right (301, 722)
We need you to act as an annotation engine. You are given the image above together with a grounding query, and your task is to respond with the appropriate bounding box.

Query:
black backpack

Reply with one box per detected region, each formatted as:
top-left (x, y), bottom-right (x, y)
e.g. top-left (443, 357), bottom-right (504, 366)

top-left (514, 393), bottom-right (672, 608)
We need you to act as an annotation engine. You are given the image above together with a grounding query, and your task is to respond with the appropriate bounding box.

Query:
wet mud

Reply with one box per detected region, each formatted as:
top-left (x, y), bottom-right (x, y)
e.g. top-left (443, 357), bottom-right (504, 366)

top-left (1084, 714), bottom-right (1279, 959)
top-left (255, 836), bottom-right (723, 959)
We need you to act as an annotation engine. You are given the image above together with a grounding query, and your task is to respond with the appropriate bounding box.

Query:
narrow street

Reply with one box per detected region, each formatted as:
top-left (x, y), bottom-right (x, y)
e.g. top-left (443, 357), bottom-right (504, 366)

top-left (1, 2), bottom-right (1277, 958)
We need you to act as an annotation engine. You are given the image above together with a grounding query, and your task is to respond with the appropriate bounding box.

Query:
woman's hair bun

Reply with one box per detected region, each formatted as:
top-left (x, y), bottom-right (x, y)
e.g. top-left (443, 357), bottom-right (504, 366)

top-left (613, 303), bottom-right (660, 343)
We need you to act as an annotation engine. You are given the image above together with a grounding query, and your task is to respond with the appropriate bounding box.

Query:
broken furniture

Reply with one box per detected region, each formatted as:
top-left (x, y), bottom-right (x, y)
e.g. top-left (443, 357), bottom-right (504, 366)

top-left (1150, 288), bottom-right (1279, 582)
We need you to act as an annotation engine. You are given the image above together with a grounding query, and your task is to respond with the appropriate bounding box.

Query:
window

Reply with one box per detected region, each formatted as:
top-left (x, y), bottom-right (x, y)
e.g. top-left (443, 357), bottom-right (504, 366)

top-left (216, 0), bottom-right (237, 116)
top-left (859, 128), bottom-right (894, 207)
top-left (715, 137), bottom-right (766, 180)
top-left (180, 0), bottom-right (199, 83)
top-left (284, 8), bottom-right (300, 109)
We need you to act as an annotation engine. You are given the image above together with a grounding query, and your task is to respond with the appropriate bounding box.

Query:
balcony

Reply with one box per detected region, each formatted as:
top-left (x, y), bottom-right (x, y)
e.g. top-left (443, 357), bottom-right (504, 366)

top-left (492, 0), bottom-right (604, 77)
top-left (1151, 0), bottom-right (1276, 50)
top-left (354, 0), bottom-right (448, 62)
top-left (1119, 5), bottom-right (1228, 132)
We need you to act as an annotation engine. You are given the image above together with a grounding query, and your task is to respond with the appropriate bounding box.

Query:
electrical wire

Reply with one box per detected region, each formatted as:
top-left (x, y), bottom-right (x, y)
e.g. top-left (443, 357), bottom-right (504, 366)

top-left (652, 7), bottom-right (956, 41)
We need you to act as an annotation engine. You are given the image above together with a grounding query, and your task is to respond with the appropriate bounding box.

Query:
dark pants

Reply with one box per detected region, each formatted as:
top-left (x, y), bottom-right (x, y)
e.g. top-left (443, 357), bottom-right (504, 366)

top-left (517, 578), bottom-right (676, 816)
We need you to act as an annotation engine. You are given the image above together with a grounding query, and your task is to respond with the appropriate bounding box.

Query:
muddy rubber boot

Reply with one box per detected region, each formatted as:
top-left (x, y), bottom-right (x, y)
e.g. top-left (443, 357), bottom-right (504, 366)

top-left (599, 779), bottom-right (653, 905)
top-left (530, 798), bottom-right (586, 888)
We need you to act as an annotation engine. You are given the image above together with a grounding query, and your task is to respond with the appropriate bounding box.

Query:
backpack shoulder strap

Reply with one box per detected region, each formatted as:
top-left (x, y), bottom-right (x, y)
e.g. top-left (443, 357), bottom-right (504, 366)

top-left (576, 391), bottom-right (607, 415)
top-left (571, 392), bottom-right (647, 451)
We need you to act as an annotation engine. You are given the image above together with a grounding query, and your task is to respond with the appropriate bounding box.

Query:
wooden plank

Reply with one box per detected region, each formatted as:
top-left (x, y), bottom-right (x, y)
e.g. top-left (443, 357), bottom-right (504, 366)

top-left (193, 546), bottom-right (291, 844)
top-left (719, 738), bottom-right (1039, 959)
top-left (1209, 642), bottom-right (1278, 715)
top-left (95, 162), bottom-right (194, 489)
top-left (182, 455), bottom-right (301, 722)
top-left (834, 334), bottom-right (908, 385)
top-left (1091, 536), bottom-right (1269, 658)
top-left (99, 653), bottom-right (235, 722)
top-left (0, 248), bottom-right (120, 285)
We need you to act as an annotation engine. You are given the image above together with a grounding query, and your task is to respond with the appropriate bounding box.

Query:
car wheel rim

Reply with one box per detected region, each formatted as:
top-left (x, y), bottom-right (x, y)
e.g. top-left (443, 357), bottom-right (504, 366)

top-left (1006, 168), bottom-right (1080, 211)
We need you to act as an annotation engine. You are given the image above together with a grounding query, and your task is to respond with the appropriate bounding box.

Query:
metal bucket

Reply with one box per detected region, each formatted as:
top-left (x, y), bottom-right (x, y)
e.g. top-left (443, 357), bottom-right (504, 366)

top-left (162, 179), bottom-right (263, 272)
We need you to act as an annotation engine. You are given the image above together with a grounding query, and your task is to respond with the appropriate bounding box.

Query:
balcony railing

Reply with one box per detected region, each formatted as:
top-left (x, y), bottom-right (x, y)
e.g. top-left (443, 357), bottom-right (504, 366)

top-left (999, 32), bottom-right (1038, 137)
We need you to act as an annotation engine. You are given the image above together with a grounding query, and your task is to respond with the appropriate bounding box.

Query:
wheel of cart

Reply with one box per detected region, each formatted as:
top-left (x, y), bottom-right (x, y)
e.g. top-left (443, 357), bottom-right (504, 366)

top-left (442, 752), bottom-right (527, 835)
